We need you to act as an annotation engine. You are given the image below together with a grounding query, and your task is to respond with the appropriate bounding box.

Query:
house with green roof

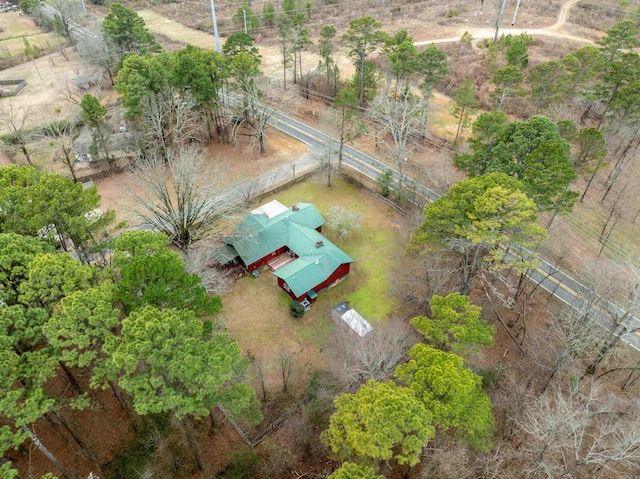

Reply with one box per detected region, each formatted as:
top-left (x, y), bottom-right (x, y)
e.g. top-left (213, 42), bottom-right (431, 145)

top-left (213, 200), bottom-right (354, 303)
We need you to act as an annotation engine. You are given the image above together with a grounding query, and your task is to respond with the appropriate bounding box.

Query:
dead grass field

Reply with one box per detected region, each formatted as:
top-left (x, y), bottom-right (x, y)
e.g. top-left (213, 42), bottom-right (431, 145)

top-left (1, 5), bottom-right (637, 286)
top-left (88, 131), bottom-right (308, 227)
top-left (0, 47), bottom-right (93, 135)
top-left (0, 13), bottom-right (63, 58)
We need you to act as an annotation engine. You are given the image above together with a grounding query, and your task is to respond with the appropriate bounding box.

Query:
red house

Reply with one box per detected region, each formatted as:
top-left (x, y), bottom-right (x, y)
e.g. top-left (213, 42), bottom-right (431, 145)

top-left (213, 200), bottom-right (354, 303)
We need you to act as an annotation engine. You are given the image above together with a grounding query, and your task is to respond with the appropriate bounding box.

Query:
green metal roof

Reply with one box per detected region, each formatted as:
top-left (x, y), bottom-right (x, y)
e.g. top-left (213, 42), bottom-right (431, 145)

top-left (227, 203), bottom-right (325, 267)
top-left (211, 244), bottom-right (239, 265)
top-left (273, 224), bottom-right (354, 298)
top-left (220, 201), bottom-right (354, 298)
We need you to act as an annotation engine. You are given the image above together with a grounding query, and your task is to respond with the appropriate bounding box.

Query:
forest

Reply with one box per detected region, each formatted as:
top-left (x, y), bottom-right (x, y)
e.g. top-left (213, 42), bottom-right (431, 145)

top-left (2, 0), bottom-right (640, 478)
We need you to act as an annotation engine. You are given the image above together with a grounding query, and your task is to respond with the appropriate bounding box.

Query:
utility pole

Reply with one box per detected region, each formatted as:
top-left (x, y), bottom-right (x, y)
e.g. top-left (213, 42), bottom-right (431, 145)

top-left (243, 9), bottom-right (247, 34)
top-left (209, 0), bottom-right (221, 53)
top-left (512, 0), bottom-right (522, 25)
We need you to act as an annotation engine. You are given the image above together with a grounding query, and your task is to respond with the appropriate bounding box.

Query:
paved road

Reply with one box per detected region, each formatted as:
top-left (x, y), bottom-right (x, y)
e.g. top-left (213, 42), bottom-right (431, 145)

top-left (38, 4), bottom-right (98, 41)
top-left (40, 0), bottom-right (640, 351)
top-left (264, 108), bottom-right (640, 352)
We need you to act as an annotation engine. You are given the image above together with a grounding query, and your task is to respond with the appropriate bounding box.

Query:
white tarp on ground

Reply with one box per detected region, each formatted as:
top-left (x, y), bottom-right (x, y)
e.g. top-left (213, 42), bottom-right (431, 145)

top-left (340, 308), bottom-right (373, 337)
top-left (251, 200), bottom-right (288, 218)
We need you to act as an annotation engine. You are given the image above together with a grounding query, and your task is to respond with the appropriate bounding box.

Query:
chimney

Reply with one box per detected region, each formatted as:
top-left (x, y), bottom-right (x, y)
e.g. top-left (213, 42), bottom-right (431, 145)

top-left (315, 240), bottom-right (324, 248)
top-left (292, 204), bottom-right (299, 211)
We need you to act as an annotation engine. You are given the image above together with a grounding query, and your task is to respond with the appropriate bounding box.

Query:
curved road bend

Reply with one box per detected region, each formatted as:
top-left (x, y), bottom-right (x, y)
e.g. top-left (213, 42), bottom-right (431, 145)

top-left (414, 0), bottom-right (592, 48)
top-left (41, 0), bottom-right (638, 350)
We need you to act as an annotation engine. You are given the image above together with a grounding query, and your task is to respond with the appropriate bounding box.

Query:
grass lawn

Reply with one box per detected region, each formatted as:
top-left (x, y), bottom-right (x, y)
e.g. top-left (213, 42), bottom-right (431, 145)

top-left (219, 174), bottom-right (410, 390)
top-left (0, 14), bottom-right (63, 58)
top-left (138, 9), bottom-right (216, 49)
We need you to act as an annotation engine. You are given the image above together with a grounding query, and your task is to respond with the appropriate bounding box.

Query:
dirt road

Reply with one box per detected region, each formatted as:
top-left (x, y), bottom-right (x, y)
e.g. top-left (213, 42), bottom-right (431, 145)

top-left (415, 0), bottom-right (593, 48)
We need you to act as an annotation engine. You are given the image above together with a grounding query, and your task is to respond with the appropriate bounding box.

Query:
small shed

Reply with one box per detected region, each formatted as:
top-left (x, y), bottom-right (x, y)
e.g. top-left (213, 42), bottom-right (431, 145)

top-left (73, 127), bottom-right (93, 158)
top-left (332, 302), bottom-right (373, 337)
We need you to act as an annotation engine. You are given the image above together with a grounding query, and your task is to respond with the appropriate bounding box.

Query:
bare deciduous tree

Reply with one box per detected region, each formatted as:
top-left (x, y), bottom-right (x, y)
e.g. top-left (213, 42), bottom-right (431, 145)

top-left (44, 110), bottom-right (81, 182)
top-left (278, 349), bottom-right (294, 393)
top-left (516, 381), bottom-right (640, 479)
top-left (577, 260), bottom-right (640, 378)
top-left (415, 150), bottom-right (460, 196)
top-left (1, 103), bottom-right (35, 165)
top-left (254, 358), bottom-right (268, 403)
top-left (181, 246), bottom-right (235, 296)
top-left (325, 319), bottom-right (418, 393)
top-left (600, 124), bottom-right (639, 203)
top-left (326, 206), bottom-right (361, 240)
top-left (43, 0), bottom-right (83, 44)
top-left (598, 171), bottom-right (637, 256)
top-left (129, 145), bottom-right (241, 251)
top-left (54, 76), bottom-right (89, 105)
top-left (395, 248), bottom-right (458, 314)
top-left (259, 439), bottom-right (294, 477)
top-left (134, 91), bottom-right (206, 162)
top-left (313, 130), bottom-right (339, 187)
top-left (368, 81), bottom-right (424, 202)
top-left (76, 34), bottom-right (121, 86)
top-left (528, 305), bottom-right (601, 394)
top-left (226, 81), bottom-right (291, 155)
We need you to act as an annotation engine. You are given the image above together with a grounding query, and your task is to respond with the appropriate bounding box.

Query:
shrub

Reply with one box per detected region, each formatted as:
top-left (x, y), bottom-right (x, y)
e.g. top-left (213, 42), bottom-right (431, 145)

top-left (18, 0), bottom-right (42, 14)
top-left (327, 206), bottom-right (361, 240)
top-left (289, 300), bottom-right (305, 318)
top-left (41, 119), bottom-right (71, 137)
top-left (262, 2), bottom-right (275, 26)
top-left (377, 170), bottom-right (393, 197)
top-left (230, 446), bottom-right (259, 479)
top-left (474, 362), bottom-right (507, 388)
top-left (460, 31), bottom-right (473, 46)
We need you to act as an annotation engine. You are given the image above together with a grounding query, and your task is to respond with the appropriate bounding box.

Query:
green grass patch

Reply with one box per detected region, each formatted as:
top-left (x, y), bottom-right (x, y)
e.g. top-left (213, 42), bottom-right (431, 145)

top-left (265, 175), bottom-right (402, 324)
top-left (345, 231), bottom-right (397, 323)
top-left (221, 174), bottom-right (407, 371)
top-left (275, 176), bottom-right (363, 212)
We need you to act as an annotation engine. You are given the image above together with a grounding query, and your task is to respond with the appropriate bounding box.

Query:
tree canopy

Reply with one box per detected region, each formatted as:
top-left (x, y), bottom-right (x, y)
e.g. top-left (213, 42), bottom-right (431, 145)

top-left (115, 52), bottom-right (176, 119)
top-left (395, 344), bottom-right (495, 450)
top-left (596, 20), bottom-right (640, 63)
top-left (107, 306), bottom-right (258, 421)
top-left (328, 462), bottom-right (385, 479)
top-left (18, 253), bottom-right (102, 312)
top-left (455, 115), bottom-right (577, 212)
top-left (101, 2), bottom-right (161, 56)
top-left (43, 282), bottom-right (119, 374)
top-left (417, 45), bottom-right (449, 100)
top-left (412, 172), bottom-right (549, 294)
top-left (341, 16), bottom-right (387, 107)
top-left (321, 380), bottom-right (434, 467)
top-left (0, 233), bottom-right (54, 305)
top-left (113, 231), bottom-right (222, 315)
top-left (491, 65), bottom-right (524, 110)
top-left (0, 166), bottom-right (114, 256)
top-left (412, 292), bottom-right (494, 357)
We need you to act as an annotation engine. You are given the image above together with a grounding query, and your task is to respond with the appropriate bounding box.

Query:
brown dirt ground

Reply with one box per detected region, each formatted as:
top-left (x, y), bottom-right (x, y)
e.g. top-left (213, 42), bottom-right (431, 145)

top-left (0, 47), bottom-right (94, 134)
top-left (91, 132), bottom-right (307, 227)
top-left (5, 3), bottom-right (640, 478)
